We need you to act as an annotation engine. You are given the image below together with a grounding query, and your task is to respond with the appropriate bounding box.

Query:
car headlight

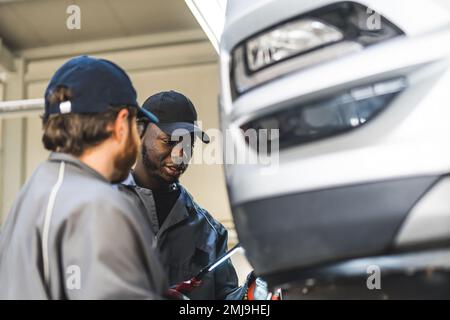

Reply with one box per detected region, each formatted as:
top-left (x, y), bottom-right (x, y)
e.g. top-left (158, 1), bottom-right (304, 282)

top-left (240, 77), bottom-right (407, 152)
top-left (246, 19), bottom-right (344, 73)
top-left (231, 2), bottom-right (405, 99)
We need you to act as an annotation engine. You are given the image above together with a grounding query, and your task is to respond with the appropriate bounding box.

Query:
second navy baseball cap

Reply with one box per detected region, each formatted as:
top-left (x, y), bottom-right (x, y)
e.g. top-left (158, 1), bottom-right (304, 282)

top-left (140, 90), bottom-right (210, 143)
top-left (44, 55), bottom-right (158, 123)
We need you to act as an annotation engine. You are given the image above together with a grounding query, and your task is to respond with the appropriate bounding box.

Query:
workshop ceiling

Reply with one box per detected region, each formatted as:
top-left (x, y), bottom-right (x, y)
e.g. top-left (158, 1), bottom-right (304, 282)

top-left (0, 0), bottom-right (201, 51)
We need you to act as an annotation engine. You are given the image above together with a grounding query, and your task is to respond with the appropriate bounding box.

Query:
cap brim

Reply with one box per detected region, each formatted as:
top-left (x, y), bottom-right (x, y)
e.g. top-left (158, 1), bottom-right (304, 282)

top-left (157, 122), bottom-right (210, 144)
top-left (137, 107), bottom-right (159, 123)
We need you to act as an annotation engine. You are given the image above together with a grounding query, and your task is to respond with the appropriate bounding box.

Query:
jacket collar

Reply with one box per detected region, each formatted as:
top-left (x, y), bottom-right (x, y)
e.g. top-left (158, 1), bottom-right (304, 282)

top-left (122, 172), bottom-right (192, 235)
top-left (122, 172), bottom-right (137, 187)
top-left (48, 152), bottom-right (109, 183)
top-left (157, 191), bottom-right (191, 236)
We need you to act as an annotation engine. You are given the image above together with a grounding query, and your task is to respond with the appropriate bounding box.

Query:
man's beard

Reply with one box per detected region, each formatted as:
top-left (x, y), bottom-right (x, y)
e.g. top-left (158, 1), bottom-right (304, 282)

top-left (110, 128), bottom-right (139, 183)
top-left (141, 143), bottom-right (181, 184)
top-left (141, 142), bottom-right (159, 172)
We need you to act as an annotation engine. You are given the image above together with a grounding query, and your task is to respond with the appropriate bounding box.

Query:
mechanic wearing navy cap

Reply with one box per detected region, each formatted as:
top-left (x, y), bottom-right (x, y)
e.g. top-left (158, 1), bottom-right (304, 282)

top-left (0, 56), bottom-right (167, 299)
top-left (120, 91), bottom-right (264, 299)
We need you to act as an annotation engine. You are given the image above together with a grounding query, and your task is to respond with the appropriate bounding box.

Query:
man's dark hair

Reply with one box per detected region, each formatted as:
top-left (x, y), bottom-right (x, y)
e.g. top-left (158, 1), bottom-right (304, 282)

top-left (42, 86), bottom-right (136, 156)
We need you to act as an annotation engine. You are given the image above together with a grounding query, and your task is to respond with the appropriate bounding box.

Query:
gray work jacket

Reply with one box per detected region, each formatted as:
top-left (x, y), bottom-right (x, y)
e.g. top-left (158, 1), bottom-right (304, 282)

top-left (0, 153), bottom-right (168, 299)
top-left (119, 174), bottom-right (245, 300)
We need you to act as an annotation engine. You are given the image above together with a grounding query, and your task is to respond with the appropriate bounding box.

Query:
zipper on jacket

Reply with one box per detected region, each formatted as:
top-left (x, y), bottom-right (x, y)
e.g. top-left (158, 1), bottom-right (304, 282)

top-left (152, 235), bottom-right (158, 249)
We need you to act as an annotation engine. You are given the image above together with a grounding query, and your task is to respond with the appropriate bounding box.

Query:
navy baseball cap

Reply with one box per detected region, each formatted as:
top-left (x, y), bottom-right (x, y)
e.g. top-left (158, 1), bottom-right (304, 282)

top-left (140, 90), bottom-right (210, 143)
top-left (44, 55), bottom-right (158, 123)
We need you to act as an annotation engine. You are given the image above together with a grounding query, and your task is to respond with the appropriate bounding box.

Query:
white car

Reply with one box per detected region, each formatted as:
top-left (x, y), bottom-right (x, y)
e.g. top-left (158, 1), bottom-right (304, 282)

top-left (220, 0), bottom-right (450, 298)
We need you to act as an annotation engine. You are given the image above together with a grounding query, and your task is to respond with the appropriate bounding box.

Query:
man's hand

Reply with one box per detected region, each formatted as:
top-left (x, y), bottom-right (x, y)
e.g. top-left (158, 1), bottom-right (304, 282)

top-left (164, 288), bottom-right (191, 300)
top-left (243, 271), bottom-right (282, 300)
top-left (165, 277), bottom-right (203, 299)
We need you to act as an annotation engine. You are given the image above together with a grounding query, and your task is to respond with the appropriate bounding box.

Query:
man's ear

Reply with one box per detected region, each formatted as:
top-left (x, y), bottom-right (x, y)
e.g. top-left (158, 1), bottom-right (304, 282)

top-left (112, 108), bottom-right (130, 142)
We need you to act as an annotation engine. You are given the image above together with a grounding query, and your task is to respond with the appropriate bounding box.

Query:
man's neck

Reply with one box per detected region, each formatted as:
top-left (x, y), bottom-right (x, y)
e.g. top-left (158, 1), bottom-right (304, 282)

top-left (134, 160), bottom-right (169, 191)
top-left (78, 146), bottom-right (115, 182)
